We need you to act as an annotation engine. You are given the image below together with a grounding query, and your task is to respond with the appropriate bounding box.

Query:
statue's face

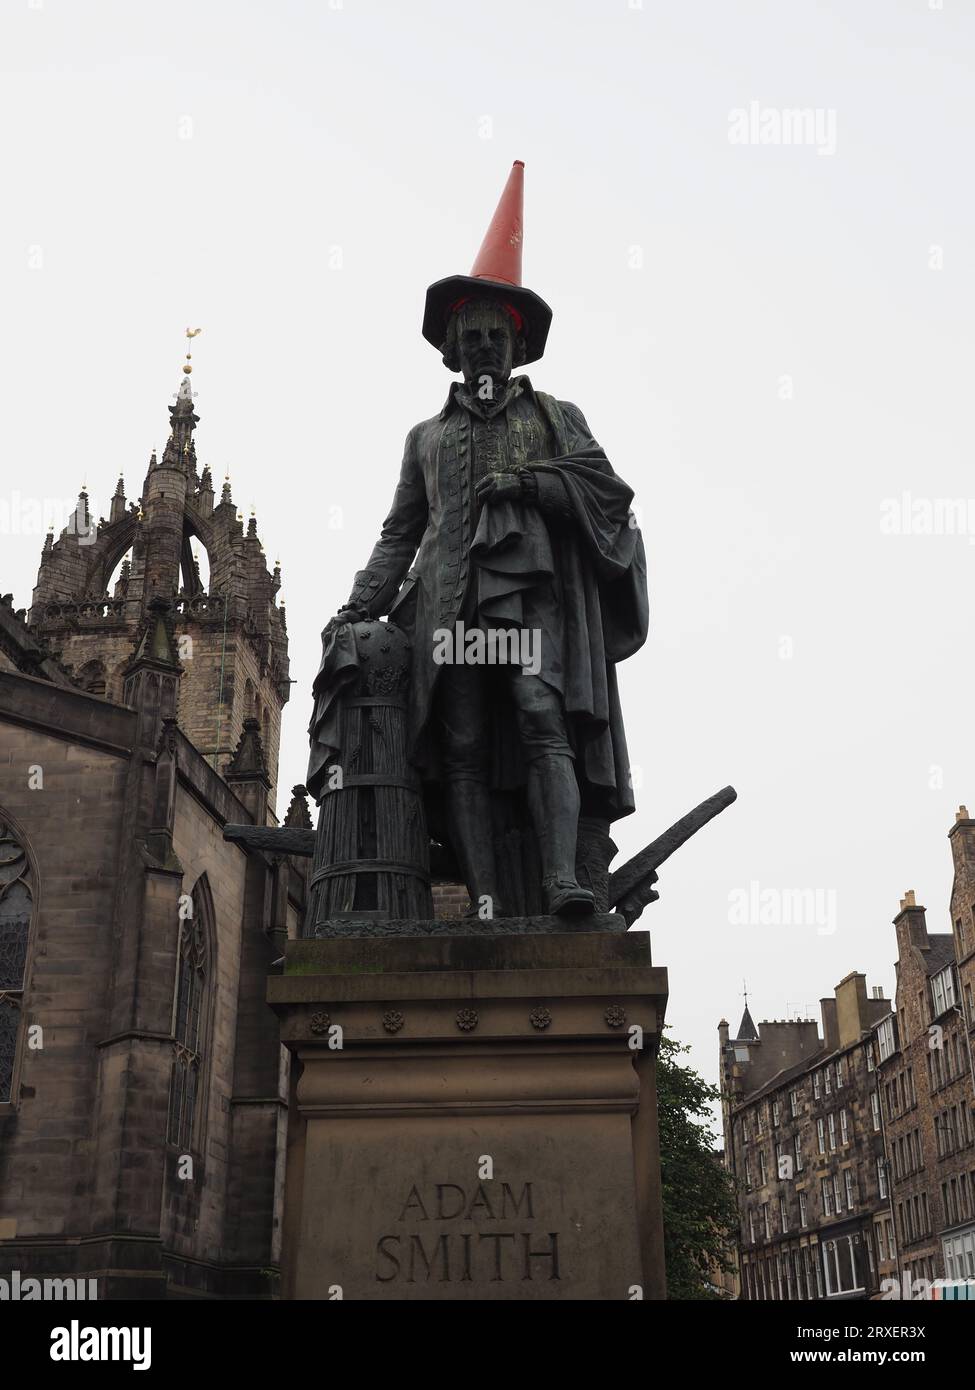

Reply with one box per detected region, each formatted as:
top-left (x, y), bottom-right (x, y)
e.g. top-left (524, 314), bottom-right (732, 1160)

top-left (455, 300), bottom-right (516, 395)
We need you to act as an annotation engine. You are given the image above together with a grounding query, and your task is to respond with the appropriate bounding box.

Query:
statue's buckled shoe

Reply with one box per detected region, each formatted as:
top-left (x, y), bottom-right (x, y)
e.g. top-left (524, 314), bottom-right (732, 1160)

top-left (544, 879), bottom-right (596, 917)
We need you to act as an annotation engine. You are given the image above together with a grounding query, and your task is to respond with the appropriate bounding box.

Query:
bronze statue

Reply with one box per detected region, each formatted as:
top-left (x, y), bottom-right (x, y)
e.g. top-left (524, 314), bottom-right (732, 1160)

top-left (309, 162), bottom-right (649, 919)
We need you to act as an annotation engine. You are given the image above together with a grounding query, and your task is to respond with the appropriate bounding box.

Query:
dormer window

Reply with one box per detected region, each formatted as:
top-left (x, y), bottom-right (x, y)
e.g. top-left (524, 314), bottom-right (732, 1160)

top-left (931, 964), bottom-right (958, 1019)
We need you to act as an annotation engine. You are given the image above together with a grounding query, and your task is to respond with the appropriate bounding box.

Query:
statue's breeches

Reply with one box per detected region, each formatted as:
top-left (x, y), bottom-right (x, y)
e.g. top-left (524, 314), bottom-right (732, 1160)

top-left (437, 664), bottom-right (572, 781)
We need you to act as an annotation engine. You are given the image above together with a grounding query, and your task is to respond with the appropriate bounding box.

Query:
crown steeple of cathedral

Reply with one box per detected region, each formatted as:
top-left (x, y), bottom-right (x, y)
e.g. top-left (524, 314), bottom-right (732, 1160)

top-left (28, 330), bottom-right (291, 820)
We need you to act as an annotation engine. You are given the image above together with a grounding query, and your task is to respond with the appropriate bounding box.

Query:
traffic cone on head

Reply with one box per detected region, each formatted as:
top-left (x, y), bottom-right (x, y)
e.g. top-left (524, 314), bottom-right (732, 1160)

top-left (422, 160), bottom-right (552, 364)
top-left (469, 159), bottom-right (524, 287)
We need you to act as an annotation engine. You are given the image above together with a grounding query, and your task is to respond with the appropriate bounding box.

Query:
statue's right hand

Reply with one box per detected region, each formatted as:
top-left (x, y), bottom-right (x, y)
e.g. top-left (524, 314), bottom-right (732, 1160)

top-left (335, 606), bottom-right (367, 624)
top-left (324, 605), bottom-right (367, 637)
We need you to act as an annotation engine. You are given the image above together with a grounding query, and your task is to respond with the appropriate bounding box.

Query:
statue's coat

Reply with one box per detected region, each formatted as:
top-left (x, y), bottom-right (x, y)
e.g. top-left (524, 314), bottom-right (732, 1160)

top-left (308, 378), bottom-right (648, 822)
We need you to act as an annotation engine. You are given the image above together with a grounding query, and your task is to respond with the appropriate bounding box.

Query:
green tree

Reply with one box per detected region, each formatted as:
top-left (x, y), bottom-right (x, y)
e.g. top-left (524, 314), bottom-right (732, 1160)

top-left (657, 1032), bottom-right (738, 1299)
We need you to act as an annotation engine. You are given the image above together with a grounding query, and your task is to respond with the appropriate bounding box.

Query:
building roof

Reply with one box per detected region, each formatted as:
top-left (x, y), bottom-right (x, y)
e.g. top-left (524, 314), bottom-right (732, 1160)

top-left (736, 1050), bottom-right (828, 1107)
top-left (735, 1004), bottom-right (759, 1041)
top-left (0, 594), bottom-right (72, 685)
top-left (924, 934), bottom-right (956, 978)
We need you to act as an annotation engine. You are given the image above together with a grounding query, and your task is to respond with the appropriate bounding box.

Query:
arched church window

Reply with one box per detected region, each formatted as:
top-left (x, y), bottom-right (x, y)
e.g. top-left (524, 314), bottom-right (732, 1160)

top-left (0, 816), bottom-right (34, 1104)
top-left (167, 875), bottom-right (212, 1150)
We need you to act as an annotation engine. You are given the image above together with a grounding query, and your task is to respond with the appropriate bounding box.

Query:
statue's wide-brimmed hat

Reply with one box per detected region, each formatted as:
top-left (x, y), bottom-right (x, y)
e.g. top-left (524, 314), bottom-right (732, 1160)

top-left (422, 160), bottom-right (553, 365)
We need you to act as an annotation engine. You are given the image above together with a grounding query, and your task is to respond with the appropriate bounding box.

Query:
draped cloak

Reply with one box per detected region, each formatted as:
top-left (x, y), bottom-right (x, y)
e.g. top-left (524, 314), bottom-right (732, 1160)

top-left (307, 380), bottom-right (649, 826)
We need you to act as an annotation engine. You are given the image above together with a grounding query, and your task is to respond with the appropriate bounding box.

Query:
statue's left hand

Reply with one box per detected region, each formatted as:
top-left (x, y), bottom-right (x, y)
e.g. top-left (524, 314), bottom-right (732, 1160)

top-left (475, 470), bottom-right (535, 505)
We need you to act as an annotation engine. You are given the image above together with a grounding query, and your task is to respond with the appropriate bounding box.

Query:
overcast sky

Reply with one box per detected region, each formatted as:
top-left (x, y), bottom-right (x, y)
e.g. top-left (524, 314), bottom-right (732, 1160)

top-left (2, 0), bottom-right (974, 1111)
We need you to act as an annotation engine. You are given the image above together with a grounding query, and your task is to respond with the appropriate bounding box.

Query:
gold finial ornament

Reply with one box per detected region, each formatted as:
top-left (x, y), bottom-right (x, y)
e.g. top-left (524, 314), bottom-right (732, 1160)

top-left (183, 326), bottom-right (202, 374)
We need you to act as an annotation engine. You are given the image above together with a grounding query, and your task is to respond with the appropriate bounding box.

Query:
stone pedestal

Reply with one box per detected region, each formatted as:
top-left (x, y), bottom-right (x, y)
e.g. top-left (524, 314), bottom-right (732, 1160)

top-left (268, 926), bottom-right (668, 1300)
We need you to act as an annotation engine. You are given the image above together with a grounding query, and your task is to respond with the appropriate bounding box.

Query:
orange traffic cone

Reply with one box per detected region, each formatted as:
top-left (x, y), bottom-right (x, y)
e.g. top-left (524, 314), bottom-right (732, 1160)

top-left (469, 158), bottom-right (525, 287)
top-left (422, 160), bottom-right (552, 365)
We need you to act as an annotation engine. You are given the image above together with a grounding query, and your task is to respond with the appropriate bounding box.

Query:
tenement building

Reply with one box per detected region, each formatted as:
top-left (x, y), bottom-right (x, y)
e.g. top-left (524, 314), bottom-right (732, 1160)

top-left (722, 806), bottom-right (975, 1298)
top-left (875, 816), bottom-right (975, 1291)
top-left (720, 974), bottom-right (892, 1300)
top-left (0, 356), bottom-right (309, 1297)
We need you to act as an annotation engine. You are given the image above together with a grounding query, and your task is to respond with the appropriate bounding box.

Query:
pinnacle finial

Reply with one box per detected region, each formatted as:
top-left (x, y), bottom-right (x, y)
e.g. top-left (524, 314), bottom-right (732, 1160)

top-left (183, 326), bottom-right (202, 375)
top-left (171, 328), bottom-right (201, 422)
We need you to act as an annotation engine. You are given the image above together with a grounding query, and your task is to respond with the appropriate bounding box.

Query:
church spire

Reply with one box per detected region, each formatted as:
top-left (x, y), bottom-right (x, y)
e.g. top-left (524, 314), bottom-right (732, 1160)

top-left (161, 329), bottom-right (201, 470)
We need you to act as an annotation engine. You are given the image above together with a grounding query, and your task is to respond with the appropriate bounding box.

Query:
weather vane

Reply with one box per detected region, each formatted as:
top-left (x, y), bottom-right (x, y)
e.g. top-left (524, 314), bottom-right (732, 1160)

top-left (184, 326), bottom-right (202, 373)
top-left (174, 327), bottom-right (202, 402)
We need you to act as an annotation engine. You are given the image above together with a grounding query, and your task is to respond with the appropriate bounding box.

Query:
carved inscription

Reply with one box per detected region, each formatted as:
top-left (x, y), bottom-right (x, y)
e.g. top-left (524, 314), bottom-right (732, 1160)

top-left (375, 1182), bottom-right (560, 1284)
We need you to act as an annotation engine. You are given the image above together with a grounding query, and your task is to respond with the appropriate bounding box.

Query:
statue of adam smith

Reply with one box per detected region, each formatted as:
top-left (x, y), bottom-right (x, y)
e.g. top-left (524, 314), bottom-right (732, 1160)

top-left (320, 163), bottom-right (648, 918)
